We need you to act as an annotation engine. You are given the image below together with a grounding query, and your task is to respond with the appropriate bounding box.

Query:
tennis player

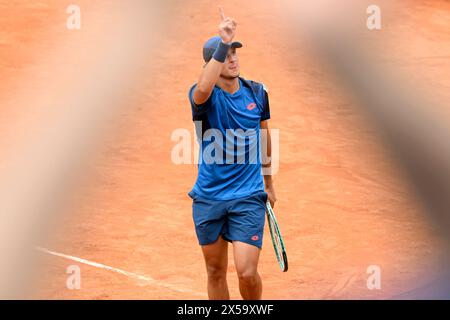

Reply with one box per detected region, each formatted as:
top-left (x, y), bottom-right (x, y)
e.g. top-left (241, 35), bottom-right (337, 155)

top-left (187, 8), bottom-right (276, 300)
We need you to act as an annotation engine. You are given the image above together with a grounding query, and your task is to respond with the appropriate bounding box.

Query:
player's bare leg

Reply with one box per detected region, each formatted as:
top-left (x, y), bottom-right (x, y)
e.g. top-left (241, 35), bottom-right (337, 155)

top-left (233, 241), bottom-right (262, 300)
top-left (201, 236), bottom-right (230, 300)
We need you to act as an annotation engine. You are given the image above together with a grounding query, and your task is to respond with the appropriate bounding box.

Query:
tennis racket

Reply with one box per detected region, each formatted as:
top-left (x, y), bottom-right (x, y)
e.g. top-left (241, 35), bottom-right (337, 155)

top-left (265, 201), bottom-right (288, 272)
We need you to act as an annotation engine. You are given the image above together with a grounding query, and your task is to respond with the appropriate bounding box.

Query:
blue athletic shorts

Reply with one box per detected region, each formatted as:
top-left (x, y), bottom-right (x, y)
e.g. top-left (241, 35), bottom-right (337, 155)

top-left (188, 190), bottom-right (268, 249)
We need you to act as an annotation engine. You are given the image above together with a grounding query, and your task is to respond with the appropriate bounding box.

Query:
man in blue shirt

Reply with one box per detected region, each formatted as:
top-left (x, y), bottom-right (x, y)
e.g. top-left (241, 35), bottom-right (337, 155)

top-left (188, 8), bottom-right (277, 300)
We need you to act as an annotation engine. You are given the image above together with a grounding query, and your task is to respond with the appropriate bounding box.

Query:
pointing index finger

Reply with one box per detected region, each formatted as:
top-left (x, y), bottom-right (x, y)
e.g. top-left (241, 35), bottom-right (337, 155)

top-left (219, 7), bottom-right (226, 21)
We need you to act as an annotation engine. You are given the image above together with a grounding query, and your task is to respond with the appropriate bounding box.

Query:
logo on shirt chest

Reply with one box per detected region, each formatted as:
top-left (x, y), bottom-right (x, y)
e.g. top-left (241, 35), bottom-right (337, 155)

top-left (246, 102), bottom-right (257, 111)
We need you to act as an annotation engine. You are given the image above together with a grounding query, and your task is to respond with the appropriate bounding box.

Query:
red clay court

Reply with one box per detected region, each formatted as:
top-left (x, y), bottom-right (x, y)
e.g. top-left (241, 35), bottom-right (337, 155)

top-left (0, 0), bottom-right (449, 299)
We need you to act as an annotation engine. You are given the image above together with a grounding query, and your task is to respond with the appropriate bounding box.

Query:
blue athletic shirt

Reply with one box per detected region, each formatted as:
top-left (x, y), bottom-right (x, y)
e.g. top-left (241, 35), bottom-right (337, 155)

top-left (188, 77), bottom-right (270, 200)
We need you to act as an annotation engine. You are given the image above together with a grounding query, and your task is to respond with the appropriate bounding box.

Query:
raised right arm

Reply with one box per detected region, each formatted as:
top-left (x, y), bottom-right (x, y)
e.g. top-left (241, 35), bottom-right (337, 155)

top-left (192, 8), bottom-right (237, 105)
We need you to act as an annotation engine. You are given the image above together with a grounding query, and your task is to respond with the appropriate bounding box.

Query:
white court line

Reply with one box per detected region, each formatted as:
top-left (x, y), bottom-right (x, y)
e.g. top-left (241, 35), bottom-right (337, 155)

top-left (36, 246), bottom-right (205, 297)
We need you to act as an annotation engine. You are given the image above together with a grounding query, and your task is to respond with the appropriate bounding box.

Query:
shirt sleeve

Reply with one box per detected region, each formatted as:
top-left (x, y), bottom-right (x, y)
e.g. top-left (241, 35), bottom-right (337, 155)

top-left (260, 84), bottom-right (271, 121)
top-left (188, 84), bottom-right (213, 121)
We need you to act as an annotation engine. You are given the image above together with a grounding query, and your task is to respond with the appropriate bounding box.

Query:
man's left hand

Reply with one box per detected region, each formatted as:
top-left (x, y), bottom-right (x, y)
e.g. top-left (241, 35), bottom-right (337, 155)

top-left (265, 185), bottom-right (277, 208)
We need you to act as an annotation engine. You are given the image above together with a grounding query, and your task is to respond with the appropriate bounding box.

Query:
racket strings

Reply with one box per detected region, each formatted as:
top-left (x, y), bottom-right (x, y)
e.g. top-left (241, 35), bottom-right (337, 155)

top-left (267, 208), bottom-right (285, 269)
top-left (266, 201), bottom-right (288, 271)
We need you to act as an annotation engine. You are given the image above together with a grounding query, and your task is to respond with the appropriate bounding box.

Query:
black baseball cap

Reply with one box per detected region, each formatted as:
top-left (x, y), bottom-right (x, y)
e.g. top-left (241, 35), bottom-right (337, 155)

top-left (203, 36), bottom-right (243, 63)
